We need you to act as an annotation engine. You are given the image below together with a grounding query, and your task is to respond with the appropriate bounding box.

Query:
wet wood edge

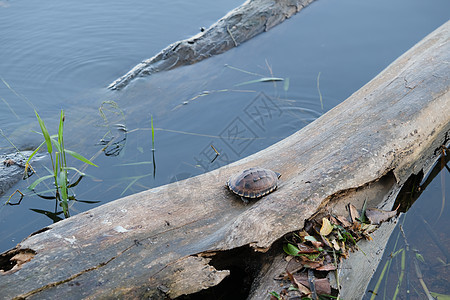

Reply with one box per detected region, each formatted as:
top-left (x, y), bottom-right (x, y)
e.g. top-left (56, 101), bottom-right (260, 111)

top-left (108, 0), bottom-right (316, 90)
top-left (0, 21), bottom-right (449, 300)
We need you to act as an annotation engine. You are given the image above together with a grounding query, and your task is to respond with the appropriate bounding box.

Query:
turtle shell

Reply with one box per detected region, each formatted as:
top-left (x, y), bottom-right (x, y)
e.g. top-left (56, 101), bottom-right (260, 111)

top-left (227, 167), bottom-right (281, 198)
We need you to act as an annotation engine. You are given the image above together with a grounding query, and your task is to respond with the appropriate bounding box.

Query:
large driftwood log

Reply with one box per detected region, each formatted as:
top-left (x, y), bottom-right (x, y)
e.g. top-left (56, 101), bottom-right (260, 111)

top-left (0, 21), bottom-right (449, 300)
top-left (108, 0), bottom-right (316, 90)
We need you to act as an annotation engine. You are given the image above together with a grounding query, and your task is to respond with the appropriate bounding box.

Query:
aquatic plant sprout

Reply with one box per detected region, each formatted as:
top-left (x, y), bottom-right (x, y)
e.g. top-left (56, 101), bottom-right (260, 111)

top-left (26, 110), bottom-right (97, 218)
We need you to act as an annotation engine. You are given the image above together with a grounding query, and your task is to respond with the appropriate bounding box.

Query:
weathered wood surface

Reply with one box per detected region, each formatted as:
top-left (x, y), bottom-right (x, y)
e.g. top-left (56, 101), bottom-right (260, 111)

top-left (0, 151), bottom-right (44, 198)
top-left (108, 0), bottom-right (316, 90)
top-left (1, 21), bottom-right (449, 300)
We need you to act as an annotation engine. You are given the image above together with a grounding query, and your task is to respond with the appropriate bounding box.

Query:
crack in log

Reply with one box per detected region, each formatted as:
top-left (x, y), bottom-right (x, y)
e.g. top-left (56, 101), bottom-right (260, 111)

top-left (311, 169), bottom-right (397, 220)
top-left (175, 245), bottom-right (270, 299)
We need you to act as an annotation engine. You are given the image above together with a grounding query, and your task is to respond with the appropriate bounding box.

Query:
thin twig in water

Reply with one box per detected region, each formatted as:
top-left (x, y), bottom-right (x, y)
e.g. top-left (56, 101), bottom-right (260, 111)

top-left (210, 144), bottom-right (220, 155)
top-left (1, 77), bottom-right (36, 110)
top-left (0, 96), bottom-right (19, 119)
top-left (317, 72), bottom-right (323, 111)
top-left (225, 64), bottom-right (264, 77)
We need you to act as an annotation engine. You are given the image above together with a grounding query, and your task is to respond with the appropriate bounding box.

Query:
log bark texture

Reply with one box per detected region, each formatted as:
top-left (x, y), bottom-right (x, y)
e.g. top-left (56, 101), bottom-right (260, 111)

top-left (0, 21), bottom-right (449, 300)
top-left (0, 151), bottom-right (45, 198)
top-left (108, 0), bottom-right (316, 90)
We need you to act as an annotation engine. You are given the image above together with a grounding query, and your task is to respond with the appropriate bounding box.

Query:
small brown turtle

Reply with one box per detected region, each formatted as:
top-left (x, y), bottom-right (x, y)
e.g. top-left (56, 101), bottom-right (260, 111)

top-left (227, 167), bottom-right (281, 203)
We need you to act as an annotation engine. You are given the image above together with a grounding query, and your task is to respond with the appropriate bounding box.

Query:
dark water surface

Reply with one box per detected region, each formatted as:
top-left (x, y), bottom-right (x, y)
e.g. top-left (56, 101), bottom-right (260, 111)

top-left (363, 163), bottom-right (450, 299)
top-left (0, 0), bottom-right (449, 296)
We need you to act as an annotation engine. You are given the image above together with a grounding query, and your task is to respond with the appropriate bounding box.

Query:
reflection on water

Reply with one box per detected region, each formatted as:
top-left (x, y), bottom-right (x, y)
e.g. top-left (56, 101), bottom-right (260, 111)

top-left (363, 152), bottom-right (450, 299)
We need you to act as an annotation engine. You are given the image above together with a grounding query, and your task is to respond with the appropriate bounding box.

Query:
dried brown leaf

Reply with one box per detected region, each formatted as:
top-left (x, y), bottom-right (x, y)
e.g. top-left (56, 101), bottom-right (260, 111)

top-left (320, 235), bottom-right (332, 248)
top-left (365, 207), bottom-right (397, 225)
top-left (293, 273), bottom-right (331, 295)
top-left (320, 218), bottom-right (333, 236)
top-left (337, 215), bottom-right (352, 227)
top-left (361, 223), bottom-right (378, 233)
top-left (316, 264), bottom-right (337, 271)
top-left (331, 239), bottom-right (340, 251)
top-left (286, 258), bottom-right (304, 274)
top-left (297, 243), bottom-right (320, 254)
top-left (287, 270), bottom-right (310, 296)
top-left (340, 241), bottom-right (348, 258)
top-left (314, 278), bottom-right (332, 295)
top-left (348, 204), bottom-right (360, 223)
top-left (299, 256), bottom-right (323, 269)
top-left (310, 240), bottom-right (322, 249)
top-left (294, 280), bottom-right (311, 295)
top-left (329, 215), bottom-right (338, 225)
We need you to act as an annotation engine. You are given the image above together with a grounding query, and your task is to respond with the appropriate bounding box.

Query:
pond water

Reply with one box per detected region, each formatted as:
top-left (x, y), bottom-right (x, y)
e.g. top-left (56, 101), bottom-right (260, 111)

top-left (363, 159), bottom-right (450, 299)
top-left (0, 0), bottom-right (449, 296)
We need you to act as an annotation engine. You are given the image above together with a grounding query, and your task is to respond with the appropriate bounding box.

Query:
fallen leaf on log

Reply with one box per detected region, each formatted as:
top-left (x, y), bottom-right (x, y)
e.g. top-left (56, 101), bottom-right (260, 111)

top-left (320, 218), bottom-right (333, 236)
top-left (331, 239), bottom-right (340, 251)
top-left (316, 263), bottom-right (337, 271)
top-left (297, 243), bottom-right (320, 254)
top-left (320, 235), bottom-right (332, 248)
top-left (286, 258), bottom-right (304, 274)
top-left (361, 223), bottom-right (378, 234)
top-left (348, 204), bottom-right (360, 223)
top-left (292, 273), bottom-right (332, 295)
top-left (299, 256), bottom-right (323, 269)
top-left (336, 215), bottom-right (352, 228)
top-left (365, 207), bottom-right (397, 225)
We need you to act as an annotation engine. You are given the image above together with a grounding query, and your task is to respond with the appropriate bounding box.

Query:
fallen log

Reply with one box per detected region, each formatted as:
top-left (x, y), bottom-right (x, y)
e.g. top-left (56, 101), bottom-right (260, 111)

top-left (108, 0), bottom-right (316, 90)
top-left (0, 151), bottom-right (44, 198)
top-left (0, 21), bottom-right (449, 300)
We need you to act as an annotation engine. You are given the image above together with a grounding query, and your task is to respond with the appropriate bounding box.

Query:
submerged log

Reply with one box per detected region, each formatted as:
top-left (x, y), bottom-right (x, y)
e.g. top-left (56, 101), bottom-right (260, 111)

top-left (0, 151), bottom-right (44, 198)
top-left (108, 0), bottom-right (316, 90)
top-left (0, 21), bottom-right (449, 300)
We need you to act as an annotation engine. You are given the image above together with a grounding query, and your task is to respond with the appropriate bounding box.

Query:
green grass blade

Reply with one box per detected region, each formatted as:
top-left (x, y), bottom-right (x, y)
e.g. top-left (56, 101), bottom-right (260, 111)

top-left (63, 166), bottom-right (86, 176)
top-left (0, 96), bottom-right (19, 119)
top-left (121, 177), bottom-right (141, 196)
top-left (64, 149), bottom-right (98, 167)
top-left (268, 291), bottom-right (281, 300)
top-left (234, 77), bottom-right (284, 87)
top-left (56, 149), bottom-right (60, 171)
top-left (317, 71), bottom-right (324, 111)
top-left (28, 174), bottom-right (55, 190)
top-left (370, 257), bottom-right (391, 300)
top-left (42, 165), bottom-right (55, 175)
top-left (58, 110), bottom-right (67, 167)
top-left (58, 110), bottom-right (64, 144)
top-left (151, 115), bottom-right (155, 151)
top-left (120, 173), bottom-right (152, 196)
top-left (430, 292), bottom-right (450, 300)
top-left (35, 110), bottom-right (52, 154)
top-left (283, 77), bottom-right (290, 92)
top-left (50, 137), bottom-right (63, 153)
top-left (1, 77), bottom-right (36, 110)
top-left (392, 249), bottom-right (406, 300)
top-left (59, 170), bottom-right (68, 201)
top-left (26, 141), bottom-right (45, 167)
top-left (224, 64), bottom-right (264, 77)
